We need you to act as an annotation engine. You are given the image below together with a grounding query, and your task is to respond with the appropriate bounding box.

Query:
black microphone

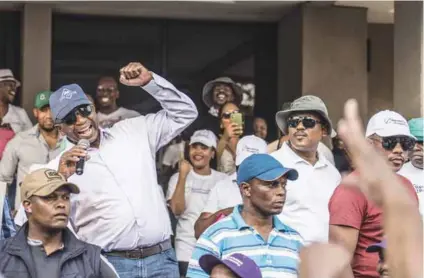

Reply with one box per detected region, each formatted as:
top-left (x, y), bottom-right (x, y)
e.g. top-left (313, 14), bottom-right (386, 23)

top-left (76, 139), bottom-right (90, 176)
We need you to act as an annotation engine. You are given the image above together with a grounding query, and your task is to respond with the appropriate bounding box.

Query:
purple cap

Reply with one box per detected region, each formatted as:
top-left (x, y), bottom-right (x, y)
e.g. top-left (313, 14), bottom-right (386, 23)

top-left (199, 253), bottom-right (262, 278)
top-left (366, 239), bottom-right (387, 253)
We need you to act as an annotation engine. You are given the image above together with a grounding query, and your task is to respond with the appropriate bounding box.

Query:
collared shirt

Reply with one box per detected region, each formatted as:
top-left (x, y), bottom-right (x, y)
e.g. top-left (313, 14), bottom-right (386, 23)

top-left (17, 73), bottom-right (198, 252)
top-left (271, 142), bottom-right (341, 245)
top-left (202, 172), bottom-right (242, 213)
top-left (187, 205), bottom-right (303, 278)
top-left (1, 104), bottom-right (32, 133)
top-left (0, 124), bottom-right (65, 205)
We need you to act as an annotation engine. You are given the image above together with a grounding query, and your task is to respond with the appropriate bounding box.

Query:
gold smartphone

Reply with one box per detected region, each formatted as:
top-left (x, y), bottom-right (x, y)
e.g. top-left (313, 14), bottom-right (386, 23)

top-left (230, 112), bottom-right (244, 127)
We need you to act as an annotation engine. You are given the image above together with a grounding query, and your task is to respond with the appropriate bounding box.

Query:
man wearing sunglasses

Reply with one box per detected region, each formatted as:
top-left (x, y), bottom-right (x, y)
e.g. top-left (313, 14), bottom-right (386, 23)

top-left (329, 110), bottom-right (418, 278)
top-left (271, 95), bottom-right (341, 245)
top-left (95, 76), bottom-right (140, 128)
top-left (16, 62), bottom-right (198, 277)
top-left (398, 118), bottom-right (424, 215)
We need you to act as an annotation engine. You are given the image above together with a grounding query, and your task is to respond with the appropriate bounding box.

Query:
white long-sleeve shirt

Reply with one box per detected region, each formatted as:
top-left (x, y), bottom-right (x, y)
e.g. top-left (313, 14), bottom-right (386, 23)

top-left (15, 73), bottom-right (198, 251)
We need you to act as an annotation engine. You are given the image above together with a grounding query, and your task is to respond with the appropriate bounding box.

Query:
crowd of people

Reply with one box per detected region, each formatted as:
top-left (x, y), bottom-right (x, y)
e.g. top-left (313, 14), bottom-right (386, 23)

top-left (0, 62), bottom-right (422, 278)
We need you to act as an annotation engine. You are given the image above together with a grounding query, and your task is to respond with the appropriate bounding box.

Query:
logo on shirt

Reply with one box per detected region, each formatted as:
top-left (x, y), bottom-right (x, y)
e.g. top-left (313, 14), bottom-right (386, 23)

top-left (59, 88), bottom-right (77, 102)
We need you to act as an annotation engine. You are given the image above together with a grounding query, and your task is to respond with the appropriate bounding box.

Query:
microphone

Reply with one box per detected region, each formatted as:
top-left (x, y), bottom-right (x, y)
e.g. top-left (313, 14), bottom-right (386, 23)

top-left (76, 139), bottom-right (90, 176)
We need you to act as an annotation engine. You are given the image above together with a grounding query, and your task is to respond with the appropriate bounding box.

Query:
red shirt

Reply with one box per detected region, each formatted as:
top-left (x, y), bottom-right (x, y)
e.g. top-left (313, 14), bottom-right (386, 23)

top-left (329, 173), bottom-right (418, 278)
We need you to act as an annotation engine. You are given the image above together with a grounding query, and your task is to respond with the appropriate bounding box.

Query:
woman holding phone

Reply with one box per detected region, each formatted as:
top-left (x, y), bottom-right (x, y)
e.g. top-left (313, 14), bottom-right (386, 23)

top-left (216, 102), bottom-right (244, 174)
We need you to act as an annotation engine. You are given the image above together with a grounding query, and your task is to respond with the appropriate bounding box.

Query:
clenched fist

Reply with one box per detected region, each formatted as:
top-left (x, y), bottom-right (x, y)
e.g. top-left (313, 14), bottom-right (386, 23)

top-left (119, 62), bottom-right (153, 87)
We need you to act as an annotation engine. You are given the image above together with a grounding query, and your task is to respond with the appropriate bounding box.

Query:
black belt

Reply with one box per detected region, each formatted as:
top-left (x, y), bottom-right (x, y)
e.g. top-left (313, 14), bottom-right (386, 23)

top-left (103, 239), bottom-right (172, 259)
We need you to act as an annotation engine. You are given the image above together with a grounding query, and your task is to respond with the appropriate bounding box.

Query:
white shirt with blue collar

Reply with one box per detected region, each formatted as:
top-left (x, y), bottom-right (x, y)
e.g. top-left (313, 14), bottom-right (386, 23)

top-left (271, 142), bottom-right (341, 245)
top-left (15, 73), bottom-right (198, 251)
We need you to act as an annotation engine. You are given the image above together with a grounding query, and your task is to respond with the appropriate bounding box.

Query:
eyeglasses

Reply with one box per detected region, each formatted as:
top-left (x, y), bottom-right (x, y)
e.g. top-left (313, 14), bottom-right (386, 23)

top-left (287, 117), bottom-right (321, 129)
top-left (374, 136), bottom-right (416, 151)
top-left (59, 104), bottom-right (93, 125)
top-left (221, 110), bottom-right (239, 119)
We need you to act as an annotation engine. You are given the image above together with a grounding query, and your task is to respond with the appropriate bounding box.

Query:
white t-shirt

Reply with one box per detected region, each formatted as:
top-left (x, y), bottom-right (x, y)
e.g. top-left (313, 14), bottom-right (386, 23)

top-left (166, 169), bottom-right (227, 262)
top-left (398, 162), bottom-right (424, 215)
top-left (271, 142), bottom-right (341, 245)
top-left (97, 107), bottom-right (140, 128)
top-left (162, 141), bottom-right (185, 168)
top-left (203, 172), bottom-right (242, 213)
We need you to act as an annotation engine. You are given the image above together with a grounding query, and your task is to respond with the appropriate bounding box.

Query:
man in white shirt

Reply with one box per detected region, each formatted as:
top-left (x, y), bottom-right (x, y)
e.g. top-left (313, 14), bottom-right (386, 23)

top-left (271, 95), bottom-right (341, 245)
top-left (167, 129), bottom-right (226, 276)
top-left (16, 62), bottom-right (198, 278)
top-left (398, 117), bottom-right (424, 214)
top-left (194, 135), bottom-right (267, 239)
top-left (95, 76), bottom-right (140, 128)
top-left (0, 69), bottom-right (32, 133)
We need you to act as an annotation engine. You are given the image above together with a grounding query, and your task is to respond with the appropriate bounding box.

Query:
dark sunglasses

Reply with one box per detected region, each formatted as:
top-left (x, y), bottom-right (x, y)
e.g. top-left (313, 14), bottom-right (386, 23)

top-left (379, 136), bottom-right (416, 151)
top-left (287, 117), bottom-right (321, 129)
top-left (221, 110), bottom-right (239, 119)
top-left (59, 104), bottom-right (93, 125)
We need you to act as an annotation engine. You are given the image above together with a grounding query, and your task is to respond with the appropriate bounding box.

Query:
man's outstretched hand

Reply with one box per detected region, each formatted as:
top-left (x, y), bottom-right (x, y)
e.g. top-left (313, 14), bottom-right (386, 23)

top-left (119, 62), bottom-right (153, 87)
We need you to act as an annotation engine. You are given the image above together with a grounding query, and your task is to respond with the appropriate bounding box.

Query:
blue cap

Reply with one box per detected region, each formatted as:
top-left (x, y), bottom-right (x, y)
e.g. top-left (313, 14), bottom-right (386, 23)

top-left (50, 84), bottom-right (91, 123)
top-left (237, 154), bottom-right (298, 185)
top-left (366, 239), bottom-right (386, 253)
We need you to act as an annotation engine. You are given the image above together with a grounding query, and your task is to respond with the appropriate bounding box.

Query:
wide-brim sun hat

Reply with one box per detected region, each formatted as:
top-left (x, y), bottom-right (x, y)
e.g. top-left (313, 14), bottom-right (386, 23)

top-left (202, 77), bottom-right (243, 108)
top-left (276, 95), bottom-right (333, 135)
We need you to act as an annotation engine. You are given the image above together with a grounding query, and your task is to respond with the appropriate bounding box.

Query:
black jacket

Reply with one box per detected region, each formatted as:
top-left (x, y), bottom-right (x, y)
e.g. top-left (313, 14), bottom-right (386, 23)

top-left (0, 223), bottom-right (102, 278)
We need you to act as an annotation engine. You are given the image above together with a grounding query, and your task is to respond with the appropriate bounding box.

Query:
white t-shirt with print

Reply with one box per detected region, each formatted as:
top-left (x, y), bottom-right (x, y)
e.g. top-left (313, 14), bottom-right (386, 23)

top-left (166, 169), bottom-right (226, 262)
top-left (97, 107), bottom-right (140, 128)
top-left (202, 172), bottom-right (242, 213)
top-left (398, 162), bottom-right (424, 215)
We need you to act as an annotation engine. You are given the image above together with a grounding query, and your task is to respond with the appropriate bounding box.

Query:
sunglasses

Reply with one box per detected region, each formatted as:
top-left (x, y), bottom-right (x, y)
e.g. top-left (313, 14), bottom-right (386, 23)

top-left (287, 117), bottom-right (321, 129)
top-left (59, 104), bottom-right (93, 125)
top-left (221, 110), bottom-right (239, 119)
top-left (375, 136), bottom-right (416, 151)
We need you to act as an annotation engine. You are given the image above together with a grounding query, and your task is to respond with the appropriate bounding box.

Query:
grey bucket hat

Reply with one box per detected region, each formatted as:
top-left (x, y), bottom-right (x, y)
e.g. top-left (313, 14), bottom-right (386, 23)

top-left (202, 77), bottom-right (243, 108)
top-left (276, 95), bottom-right (333, 135)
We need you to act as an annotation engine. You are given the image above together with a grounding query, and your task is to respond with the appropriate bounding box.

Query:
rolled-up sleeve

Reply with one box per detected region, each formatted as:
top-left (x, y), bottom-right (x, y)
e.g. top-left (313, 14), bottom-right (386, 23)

top-left (143, 73), bottom-right (198, 152)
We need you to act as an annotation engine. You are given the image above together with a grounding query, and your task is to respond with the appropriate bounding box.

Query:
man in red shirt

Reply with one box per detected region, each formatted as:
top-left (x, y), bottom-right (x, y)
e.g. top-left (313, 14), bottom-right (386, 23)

top-left (329, 110), bottom-right (418, 278)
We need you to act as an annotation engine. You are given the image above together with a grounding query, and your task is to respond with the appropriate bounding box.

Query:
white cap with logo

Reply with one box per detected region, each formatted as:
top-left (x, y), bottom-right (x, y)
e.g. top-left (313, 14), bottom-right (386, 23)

top-left (365, 110), bottom-right (416, 139)
top-left (190, 130), bottom-right (218, 149)
top-left (235, 135), bottom-right (268, 166)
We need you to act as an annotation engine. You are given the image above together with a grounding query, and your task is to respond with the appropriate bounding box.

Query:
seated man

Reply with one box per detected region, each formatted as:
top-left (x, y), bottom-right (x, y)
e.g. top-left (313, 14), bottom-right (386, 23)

top-left (0, 169), bottom-right (118, 278)
top-left (187, 154), bottom-right (303, 277)
top-left (366, 240), bottom-right (389, 278)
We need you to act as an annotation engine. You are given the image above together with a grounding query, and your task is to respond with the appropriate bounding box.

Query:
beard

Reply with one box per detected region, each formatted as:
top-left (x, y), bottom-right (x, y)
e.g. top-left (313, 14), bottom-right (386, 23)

top-left (39, 124), bottom-right (56, 132)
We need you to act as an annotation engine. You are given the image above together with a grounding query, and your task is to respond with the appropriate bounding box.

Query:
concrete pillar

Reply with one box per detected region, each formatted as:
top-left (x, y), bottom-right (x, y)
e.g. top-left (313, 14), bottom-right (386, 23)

top-left (393, 1), bottom-right (423, 118)
top-left (21, 4), bottom-right (52, 121)
top-left (277, 5), bottom-right (368, 124)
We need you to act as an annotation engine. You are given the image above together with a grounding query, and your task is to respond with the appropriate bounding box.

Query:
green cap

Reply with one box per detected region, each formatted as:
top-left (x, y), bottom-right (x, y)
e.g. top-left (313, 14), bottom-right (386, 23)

top-left (34, 91), bottom-right (52, 109)
top-left (408, 118), bottom-right (424, 141)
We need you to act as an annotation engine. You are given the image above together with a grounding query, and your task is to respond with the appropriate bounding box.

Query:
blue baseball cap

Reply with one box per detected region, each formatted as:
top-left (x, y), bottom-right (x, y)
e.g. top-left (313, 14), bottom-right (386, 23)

top-left (199, 253), bottom-right (262, 278)
top-left (366, 239), bottom-right (386, 253)
top-left (50, 84), bottom-right (91, 123)
top-left (237, 153), bottom-right (298, 185)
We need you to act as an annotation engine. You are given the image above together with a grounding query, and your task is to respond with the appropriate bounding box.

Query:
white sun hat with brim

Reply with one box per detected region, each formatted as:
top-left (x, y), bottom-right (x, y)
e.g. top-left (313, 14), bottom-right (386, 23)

top-left (202, 77), bottom-right (243, 108)
top-left (276, 95), bottom-right (333, 135)
top-left (0, 69), bottom-right (21, 87)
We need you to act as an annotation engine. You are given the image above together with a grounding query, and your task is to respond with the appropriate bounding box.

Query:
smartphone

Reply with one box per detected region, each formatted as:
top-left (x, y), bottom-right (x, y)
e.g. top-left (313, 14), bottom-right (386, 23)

top-left (230, 112), bottom-right (244, 127)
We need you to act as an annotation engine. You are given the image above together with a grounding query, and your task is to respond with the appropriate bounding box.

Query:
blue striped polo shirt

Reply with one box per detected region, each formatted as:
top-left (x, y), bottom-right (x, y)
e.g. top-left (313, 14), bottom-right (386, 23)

top-left (186, 205), bottom-right (303, 278)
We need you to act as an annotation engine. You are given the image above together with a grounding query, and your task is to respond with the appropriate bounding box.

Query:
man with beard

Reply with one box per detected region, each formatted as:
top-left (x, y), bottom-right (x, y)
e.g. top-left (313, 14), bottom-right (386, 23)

top-left (0, 69), bottom-right (32, 133)
top-left (0, 90), bottom-right (64, 207)
top-left (166, 129), bottom-right (226, 277)
top-left (329, 110), bottom-right (418, 278)
top-left (187, 154), bottom-right (302, 277)
top-left (95, 76), bottom-right (140, 128)
top-left (398, 118), bottom-right (424, 215)
top-left (17, 61), bottom-right (198, 277)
